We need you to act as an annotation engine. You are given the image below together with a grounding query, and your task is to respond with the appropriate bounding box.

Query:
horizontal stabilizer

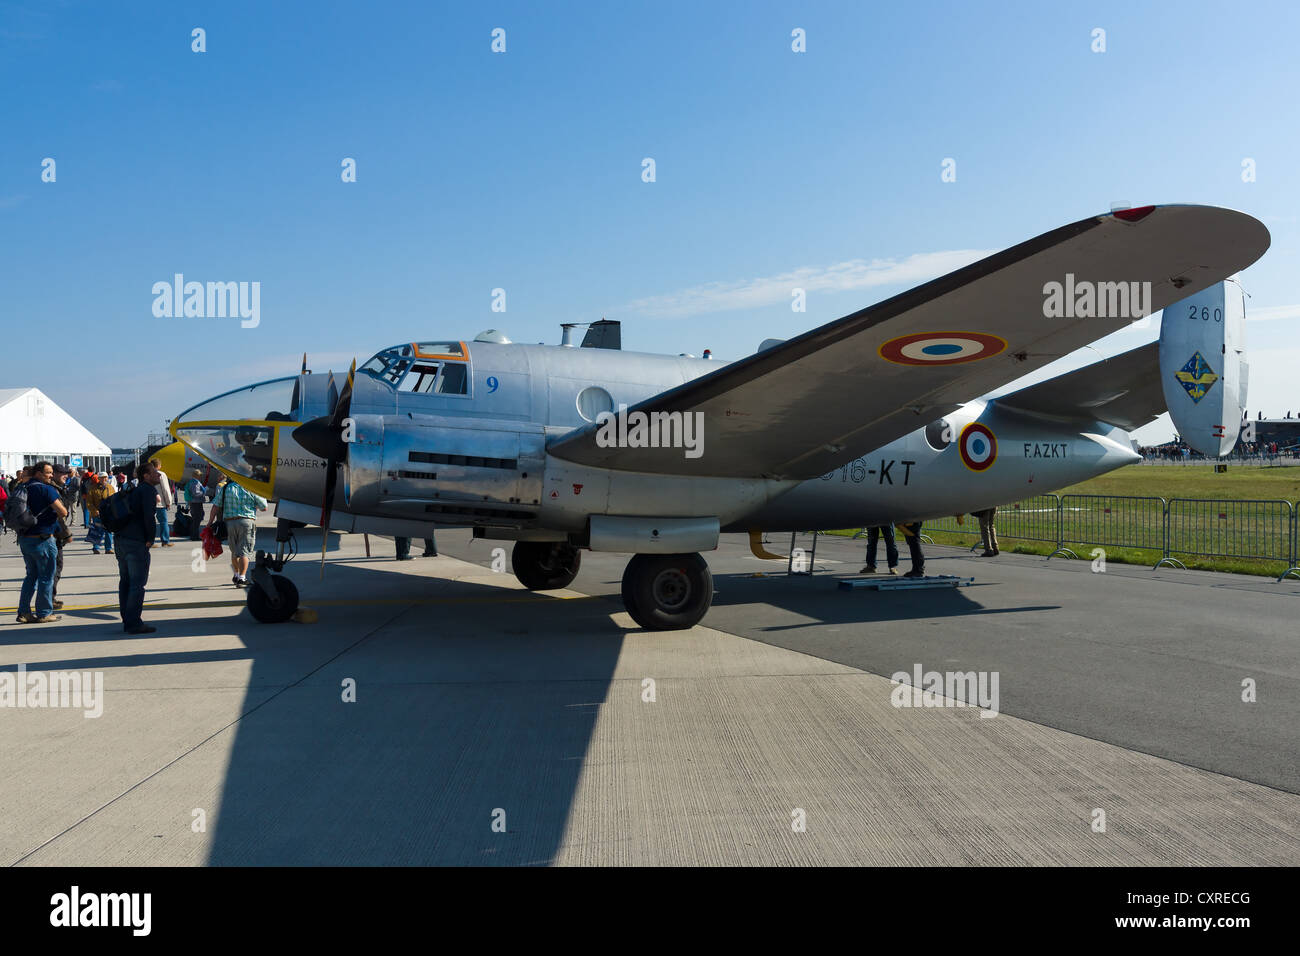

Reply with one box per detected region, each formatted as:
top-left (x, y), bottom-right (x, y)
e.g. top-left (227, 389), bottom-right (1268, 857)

top-left (992, 342), bottom-right (1163, 431)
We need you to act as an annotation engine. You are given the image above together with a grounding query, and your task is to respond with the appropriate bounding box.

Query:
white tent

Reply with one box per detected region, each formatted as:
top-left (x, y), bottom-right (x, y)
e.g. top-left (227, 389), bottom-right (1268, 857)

top-left (0, 387), bottom-right (112, 478)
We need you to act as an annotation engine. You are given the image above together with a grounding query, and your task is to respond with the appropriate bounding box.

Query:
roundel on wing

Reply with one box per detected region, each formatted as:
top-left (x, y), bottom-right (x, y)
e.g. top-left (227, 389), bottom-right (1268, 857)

top-left (878, 331), bottom-right (1007, 366)
top-left (958, 422), bottom-right (997, 472)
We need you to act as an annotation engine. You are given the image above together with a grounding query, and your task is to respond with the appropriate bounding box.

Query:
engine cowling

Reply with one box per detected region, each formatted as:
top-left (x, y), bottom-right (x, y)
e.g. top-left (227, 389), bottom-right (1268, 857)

top-left (344, 414), bottom-right (545, 525)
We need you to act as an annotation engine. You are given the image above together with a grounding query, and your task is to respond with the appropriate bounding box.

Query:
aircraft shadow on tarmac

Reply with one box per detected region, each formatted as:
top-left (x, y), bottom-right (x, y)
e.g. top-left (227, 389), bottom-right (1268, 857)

top-left (703, 572), bottom-right (1060, 630)
top-left (2, 558), bottom-right (626, 866)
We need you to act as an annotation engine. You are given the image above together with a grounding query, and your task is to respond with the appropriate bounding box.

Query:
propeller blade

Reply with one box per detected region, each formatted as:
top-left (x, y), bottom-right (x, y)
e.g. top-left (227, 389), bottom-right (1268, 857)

top-left (319, 458), bottom-right (339, 578)
top-left (330, 359), bottom-right (356, 429)
top-left (325, 370), bottom-right (338, 417)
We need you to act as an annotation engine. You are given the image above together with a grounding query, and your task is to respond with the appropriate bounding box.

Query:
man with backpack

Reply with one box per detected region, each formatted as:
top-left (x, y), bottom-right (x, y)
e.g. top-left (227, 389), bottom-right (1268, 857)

top-left (101, 460), bottom-right (164, 634)
top-left (7, 462), bottom-right (68, 624)
top-left (185, 469), bottom-right (207, 541)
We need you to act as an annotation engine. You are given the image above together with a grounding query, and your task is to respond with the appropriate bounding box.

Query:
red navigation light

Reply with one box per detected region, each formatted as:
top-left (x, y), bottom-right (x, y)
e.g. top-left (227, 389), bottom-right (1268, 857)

top-left (1112, 205), bottom-right (1156, 222)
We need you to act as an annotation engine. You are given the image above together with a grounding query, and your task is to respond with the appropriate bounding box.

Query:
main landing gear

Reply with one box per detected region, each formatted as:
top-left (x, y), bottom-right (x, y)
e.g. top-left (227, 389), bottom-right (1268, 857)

top-left (620, 553), bottom-right (712, 631)
top-left (510, 543), bottom-right (713, 630)
top-left (246, 518), bottom-right (302, 623)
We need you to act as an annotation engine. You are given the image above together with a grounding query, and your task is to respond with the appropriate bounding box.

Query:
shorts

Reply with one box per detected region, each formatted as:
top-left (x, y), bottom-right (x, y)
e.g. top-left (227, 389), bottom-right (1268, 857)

top-left (226, 517), bottom-right (257, 558)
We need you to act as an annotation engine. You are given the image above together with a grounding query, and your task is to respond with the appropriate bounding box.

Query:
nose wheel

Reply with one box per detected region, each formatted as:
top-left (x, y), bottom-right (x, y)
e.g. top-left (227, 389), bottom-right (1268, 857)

top-left (620, 553), bottom-right (712, 630)
top-left (247, 573), bottom-right (300, 623)
top-left (511, 541), bottom-right (582, 590)
top-left (246, 531), bottom-right (302, 623)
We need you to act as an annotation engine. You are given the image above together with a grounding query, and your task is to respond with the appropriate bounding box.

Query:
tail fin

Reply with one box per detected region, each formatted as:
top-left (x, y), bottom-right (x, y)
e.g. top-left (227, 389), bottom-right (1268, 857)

top-left (1158, 279), bottom-right (1248, 456)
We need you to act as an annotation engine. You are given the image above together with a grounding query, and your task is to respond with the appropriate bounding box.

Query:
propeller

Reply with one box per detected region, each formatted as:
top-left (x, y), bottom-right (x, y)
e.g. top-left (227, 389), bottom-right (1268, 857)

top-left (292, 359), bottom-right (356, 576)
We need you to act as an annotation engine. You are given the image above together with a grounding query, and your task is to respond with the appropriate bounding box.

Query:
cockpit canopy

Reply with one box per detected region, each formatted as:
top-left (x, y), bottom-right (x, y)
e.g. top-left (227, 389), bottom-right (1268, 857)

top-left (358, 342), bottom-right (470, 396)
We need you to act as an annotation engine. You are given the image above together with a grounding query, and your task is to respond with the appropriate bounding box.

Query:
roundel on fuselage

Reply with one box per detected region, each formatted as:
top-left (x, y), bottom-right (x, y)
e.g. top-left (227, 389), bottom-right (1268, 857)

top-left (958, 422), bottom-right (997, 471)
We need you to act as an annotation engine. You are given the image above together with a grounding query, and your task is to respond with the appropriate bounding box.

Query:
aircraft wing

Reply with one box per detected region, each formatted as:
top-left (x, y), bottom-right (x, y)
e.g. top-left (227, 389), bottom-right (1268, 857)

top-left (547, 205), bottom-right (1269, 478)
top-left (990, 342), bottom-right (1164, 432)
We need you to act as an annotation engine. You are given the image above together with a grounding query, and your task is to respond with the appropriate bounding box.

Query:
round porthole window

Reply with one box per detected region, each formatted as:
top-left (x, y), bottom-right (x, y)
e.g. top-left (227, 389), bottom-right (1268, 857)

top-left (924, 418), bottom-right (954, 451)
top-left (576, 386), bottom-right (614, 423)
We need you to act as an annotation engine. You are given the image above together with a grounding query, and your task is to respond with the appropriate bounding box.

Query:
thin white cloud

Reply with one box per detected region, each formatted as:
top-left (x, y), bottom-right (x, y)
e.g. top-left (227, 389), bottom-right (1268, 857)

top-left (1248, 303), bottom-right (1300, 322)
top-left (619, 249), bottom-right (995, 319)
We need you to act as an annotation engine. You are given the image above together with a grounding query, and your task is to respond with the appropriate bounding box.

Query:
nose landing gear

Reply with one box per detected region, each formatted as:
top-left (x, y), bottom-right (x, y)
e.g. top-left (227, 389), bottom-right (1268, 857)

top-left (511, 540), bottom-right (582, 590)
top-left (246, 518), bottom-right (303, 623)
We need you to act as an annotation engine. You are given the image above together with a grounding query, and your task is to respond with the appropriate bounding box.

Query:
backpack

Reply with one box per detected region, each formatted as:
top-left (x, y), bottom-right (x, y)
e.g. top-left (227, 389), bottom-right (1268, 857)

top-left (99, 487), bottom-right (138, 533)
top-left (3, 483), bottom-right (37, 532)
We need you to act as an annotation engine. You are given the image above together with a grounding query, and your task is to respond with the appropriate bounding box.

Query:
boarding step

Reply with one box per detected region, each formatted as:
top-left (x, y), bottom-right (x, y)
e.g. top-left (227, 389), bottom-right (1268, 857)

top-left (839, 574), bottom-right (974, 591)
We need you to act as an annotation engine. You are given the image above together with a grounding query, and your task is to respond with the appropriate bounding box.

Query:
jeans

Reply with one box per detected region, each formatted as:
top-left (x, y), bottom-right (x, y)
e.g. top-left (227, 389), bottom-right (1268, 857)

top-left (81, 505), bottom-right (90, 527)
top-left (156, 507), bottom-right (171, 544)
top-left (866, 525), bottom-right (898, 569)
top-left (188, 502), bottom-right (204, 539)
top-left (115, 538), bottom-right (151, 630)
top-left (103, 527), bottom-right (114, 551)
top-left (17, 536), bottom-right (58, 618)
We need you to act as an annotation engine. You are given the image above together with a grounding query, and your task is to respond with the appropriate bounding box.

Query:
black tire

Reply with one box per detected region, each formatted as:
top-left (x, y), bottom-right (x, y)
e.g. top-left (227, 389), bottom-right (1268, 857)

top-left (620, 553), bottom-right (712, 631)
top-left (511, 541), bottom-right (581, 590)
top-left (247, 574), bottom-right (300, 623)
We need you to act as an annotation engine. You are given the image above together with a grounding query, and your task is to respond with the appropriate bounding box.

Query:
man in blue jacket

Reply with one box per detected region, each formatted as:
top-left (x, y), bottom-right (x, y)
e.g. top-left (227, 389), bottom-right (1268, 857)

top-left (15, 462), bottom-right (68, 624)
top-left (115, 460), bottom-right (164, 634)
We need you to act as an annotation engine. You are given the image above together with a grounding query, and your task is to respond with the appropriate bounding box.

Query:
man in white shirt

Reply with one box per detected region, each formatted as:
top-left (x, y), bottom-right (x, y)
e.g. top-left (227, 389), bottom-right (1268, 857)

top-left (148, 457), bottom-right (176, 547)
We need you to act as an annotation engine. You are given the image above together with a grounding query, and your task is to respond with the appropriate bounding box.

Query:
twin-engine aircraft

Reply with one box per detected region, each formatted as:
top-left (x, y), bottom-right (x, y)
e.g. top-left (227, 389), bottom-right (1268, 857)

top-left (162, 204), bottom-right (1269, 628)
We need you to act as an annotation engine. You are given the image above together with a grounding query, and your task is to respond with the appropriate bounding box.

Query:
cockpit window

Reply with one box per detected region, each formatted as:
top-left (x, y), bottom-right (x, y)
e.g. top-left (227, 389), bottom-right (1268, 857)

top-left (359, 345), bottom-right (413, 385)
top-left (435, 362), bottom-right (468, 394)
top-left (362, 342), bottom-right (471, 395)
top-left (397, 357), bottom-right (469, 395)
top-left (399, 360), bottom-right (442, 394)
top-left (414, 342), bottom-right (465, 359)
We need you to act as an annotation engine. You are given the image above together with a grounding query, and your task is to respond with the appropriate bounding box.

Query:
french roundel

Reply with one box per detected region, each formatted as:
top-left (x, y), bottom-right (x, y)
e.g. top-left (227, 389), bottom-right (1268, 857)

top-left (959, 423), bottom-right (997, 472)
top-left (878, 331), bottom-right (1007, 366)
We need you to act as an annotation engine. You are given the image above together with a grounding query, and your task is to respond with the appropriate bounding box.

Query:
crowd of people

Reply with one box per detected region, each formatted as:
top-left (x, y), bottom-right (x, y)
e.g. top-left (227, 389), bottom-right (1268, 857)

top-left (2, 460), bottom-right (267, 631)
top-left (1140, 438), bottom-right (1297, 460)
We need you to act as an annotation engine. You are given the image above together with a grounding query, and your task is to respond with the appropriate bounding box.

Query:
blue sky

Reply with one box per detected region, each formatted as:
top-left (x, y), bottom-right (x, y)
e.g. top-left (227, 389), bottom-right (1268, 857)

top-left (3, 0), bottom-right (1297, 445)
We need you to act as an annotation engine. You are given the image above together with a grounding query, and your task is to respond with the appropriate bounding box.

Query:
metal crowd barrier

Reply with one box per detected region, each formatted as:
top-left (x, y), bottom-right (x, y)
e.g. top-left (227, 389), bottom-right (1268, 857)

top-left (913, 493), bottom-right (1300, 582)
top-left (1159, 498), bottom-right (1296, 574)
top-left (1053, 494), bottom-right (1166, 559)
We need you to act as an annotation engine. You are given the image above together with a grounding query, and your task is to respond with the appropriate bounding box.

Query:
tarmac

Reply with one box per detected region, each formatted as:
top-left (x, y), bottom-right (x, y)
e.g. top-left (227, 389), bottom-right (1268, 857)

top-left (1, 518), bottom-right (1297, 866)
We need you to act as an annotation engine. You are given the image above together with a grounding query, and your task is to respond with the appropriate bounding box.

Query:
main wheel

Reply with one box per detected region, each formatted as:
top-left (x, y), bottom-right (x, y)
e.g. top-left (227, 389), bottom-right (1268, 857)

top-left (620, 553), bottom-right (712, 631)
top-left (247, 574), bottom-right (300, 623)
top-left (511, 541), bottom-right (582, 590)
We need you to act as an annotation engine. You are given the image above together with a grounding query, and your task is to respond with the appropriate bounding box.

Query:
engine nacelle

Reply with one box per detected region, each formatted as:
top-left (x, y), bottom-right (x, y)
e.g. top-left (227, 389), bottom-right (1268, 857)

top-left (345, 413), bottom-right (545, 525)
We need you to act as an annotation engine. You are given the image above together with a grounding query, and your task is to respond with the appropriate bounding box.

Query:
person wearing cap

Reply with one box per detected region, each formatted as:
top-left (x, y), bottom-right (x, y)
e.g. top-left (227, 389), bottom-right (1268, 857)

top-left (84, 472), bottom-right (115, 554)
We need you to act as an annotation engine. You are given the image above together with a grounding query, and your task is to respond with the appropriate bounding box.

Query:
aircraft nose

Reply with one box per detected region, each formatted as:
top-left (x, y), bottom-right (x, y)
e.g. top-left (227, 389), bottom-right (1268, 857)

top-left (154, 441), bottom-right (187, 484)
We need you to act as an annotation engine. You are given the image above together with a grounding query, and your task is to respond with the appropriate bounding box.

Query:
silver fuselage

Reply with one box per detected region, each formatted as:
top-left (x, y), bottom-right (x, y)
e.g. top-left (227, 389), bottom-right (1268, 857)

top-left (175, 340), bottom-right (1139, 541)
